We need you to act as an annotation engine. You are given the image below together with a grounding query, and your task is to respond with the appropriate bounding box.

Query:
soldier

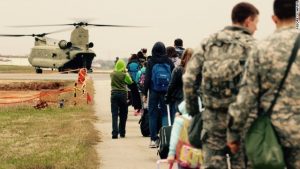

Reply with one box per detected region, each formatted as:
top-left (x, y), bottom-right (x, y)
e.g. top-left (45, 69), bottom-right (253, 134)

top-left (183, 2), bottom-right (259, 169)
top-left (227, 0), bottom-right (300, 168)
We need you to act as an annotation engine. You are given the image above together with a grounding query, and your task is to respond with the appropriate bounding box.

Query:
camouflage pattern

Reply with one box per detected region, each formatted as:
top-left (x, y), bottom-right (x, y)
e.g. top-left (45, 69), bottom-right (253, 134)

top-left (183, 26), bottom-right (256, 169)
top-left (228, 25), bottom-right (300, 169)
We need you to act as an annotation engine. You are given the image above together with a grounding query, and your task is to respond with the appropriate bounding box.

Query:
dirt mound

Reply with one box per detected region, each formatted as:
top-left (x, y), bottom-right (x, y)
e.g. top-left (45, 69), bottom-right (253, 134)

top-left (0, 82), bottom-right (65, 91)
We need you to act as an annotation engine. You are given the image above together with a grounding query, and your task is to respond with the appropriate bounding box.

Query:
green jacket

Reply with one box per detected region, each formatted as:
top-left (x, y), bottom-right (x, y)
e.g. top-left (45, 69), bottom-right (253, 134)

top-left (110, 59), bottom-right (133, 93)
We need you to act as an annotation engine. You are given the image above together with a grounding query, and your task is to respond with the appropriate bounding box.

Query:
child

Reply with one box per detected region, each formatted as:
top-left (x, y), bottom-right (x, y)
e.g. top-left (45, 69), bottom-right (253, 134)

top-left (167, 98), bottom-right (204, 169)
top-left (110, 59), bottom-right (133, 139)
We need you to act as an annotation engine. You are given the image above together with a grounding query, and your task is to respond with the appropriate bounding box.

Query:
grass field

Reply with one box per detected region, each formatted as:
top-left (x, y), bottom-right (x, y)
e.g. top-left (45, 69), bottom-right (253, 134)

top-left (0, 65), bottom-right (57, 73)
top-left (0, 65), bottom-right (35, 73)
top-left (0, 80), bottom-right (100, 169)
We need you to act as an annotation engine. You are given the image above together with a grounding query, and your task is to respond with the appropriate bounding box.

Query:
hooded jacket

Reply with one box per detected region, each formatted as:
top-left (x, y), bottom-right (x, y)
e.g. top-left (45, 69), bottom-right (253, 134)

top-left (143, 42), bottom-right (175, 95)
top-left (110, 59), bottom-right (133, 93)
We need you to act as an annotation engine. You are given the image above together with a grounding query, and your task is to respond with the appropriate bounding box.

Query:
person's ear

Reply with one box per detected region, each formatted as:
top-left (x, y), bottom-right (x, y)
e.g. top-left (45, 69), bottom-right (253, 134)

top-left (243, 16), bottom-right (252, 28)
top-left (272, 15), bottom-right (279, 25)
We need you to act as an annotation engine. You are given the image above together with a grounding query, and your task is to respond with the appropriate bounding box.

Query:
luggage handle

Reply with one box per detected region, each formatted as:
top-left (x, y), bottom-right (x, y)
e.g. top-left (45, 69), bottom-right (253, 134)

top-left (156, 159), bottom-right (174, 169)
top-left (166, 104), bottom-right (171, 126)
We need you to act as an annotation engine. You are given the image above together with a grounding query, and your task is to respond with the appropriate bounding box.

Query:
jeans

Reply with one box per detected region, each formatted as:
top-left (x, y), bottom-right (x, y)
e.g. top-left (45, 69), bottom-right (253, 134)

top-left (148, 90), bottom-right (168, 141)
top-left (111, 92), bottom-right (128, 137)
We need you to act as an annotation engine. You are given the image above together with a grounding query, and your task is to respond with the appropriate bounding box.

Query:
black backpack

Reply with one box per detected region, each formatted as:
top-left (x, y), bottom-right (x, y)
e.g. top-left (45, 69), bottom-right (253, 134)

top-left (139, 109), bottom-right (150, 137)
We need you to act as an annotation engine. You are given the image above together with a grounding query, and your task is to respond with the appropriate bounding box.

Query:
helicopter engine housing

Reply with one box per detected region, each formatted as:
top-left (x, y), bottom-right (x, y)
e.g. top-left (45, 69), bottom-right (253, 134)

top-left (87, 42), bottom-right (94, 48)
top-left (58, 40), bottom-right (72, 49)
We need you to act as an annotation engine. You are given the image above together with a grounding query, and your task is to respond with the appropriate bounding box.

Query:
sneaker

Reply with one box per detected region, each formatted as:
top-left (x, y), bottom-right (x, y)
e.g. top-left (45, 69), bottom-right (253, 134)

top-left (112, 135), bottom-right (118, 139)
top-left (120, 134), bottom-right (125, 138)
top-left (155, 139), bottom-right (160, 148)
top-left (149, 140), bottom-right (157, 148)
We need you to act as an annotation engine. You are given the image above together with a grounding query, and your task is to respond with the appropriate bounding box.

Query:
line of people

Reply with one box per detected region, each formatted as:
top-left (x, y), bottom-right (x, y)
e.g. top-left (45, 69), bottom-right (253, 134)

top-left (109, 0), bottom-right (300, 168)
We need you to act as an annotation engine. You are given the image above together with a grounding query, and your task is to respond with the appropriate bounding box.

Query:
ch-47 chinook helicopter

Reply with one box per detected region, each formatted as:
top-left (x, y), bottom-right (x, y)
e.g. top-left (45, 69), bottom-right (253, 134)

top-left (0, 22), bottom-right (138, 73)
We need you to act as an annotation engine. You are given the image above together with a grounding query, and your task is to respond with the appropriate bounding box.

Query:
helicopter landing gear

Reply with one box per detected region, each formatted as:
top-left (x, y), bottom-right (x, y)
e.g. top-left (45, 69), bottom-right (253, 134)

top-left (35, 68), bottom-right (43, 74)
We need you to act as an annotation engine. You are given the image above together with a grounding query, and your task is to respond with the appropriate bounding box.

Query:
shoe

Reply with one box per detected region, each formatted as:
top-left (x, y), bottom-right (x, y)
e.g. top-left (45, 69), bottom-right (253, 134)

top-left (149, 140), bottom-right (157, 148)
top-left (120, 134), bottom-right (125, 138)
top-left (155, 139), bottom-right (160, 148)
top-left (112, 135), bottom-right (118, 139)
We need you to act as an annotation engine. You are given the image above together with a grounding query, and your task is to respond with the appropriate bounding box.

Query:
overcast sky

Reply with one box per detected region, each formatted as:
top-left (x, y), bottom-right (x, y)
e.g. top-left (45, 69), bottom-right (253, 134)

top-left (0, 0), bottom-right (274, 60)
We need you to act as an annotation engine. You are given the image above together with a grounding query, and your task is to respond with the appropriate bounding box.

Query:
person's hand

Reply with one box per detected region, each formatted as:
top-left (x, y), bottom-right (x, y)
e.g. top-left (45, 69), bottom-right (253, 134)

top-left (167, 155), bottom-right (175, 164)
top-left (142, 95), bottom-right (147, 103)
top-left (227, 141), bottom-right (240, 154)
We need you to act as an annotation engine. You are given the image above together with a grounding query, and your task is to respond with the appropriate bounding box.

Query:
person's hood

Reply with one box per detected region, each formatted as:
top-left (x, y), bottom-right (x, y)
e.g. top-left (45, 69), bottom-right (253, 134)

top-left (114, 59), bottom-right (126, 72)
top-left (151, 42), bottom-right (166, 58)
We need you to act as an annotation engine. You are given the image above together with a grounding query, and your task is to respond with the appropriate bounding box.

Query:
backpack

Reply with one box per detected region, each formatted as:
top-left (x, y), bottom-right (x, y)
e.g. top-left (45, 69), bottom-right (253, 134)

top-left (176, 117), bottom-right (203, 168)
top-left (151, 63), bottom-right (171, 92)
top-left (127, 62), bottom-right (140, 82)
top-left (201, 39), bottom-right (247, 109)
top-left (138, 109), bottom-right (150, 137)
top-left (138, 70), bottom-right (146, 90)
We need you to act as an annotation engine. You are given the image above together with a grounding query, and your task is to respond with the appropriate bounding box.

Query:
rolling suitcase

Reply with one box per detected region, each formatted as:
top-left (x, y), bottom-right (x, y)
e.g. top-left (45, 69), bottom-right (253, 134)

top-left (157, 104), bottom-right (172, 159)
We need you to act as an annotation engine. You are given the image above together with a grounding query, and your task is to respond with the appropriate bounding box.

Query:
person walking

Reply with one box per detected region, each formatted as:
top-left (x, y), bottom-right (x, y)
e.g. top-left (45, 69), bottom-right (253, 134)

top-left (166, 48), bottom-right (194, 124)
top-left (110, 59), bottom-right (133, 139)
top-left (227, 0), bottom-right (300, 168)
top-left (183, 2), bottom-right (259, 169)
top-left (143, 41), bottom-right (175, 148)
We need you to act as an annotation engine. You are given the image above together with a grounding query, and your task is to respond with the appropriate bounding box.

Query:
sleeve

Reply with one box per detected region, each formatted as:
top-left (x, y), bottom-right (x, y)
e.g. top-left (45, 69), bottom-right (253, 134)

top-left (143, 61), bottom-right (152, 96)
top-left (183, 45), bottom-right (205, 116)
top-left (166, 67), bottom-right (180, 99)
top-left (227, 48), bottom-right (261, 142)
top-left (124, 73), bottom-right (133, 85)
top-left (136, 70), bottom-right (142, 83)
top-left (168, 117), bottom-right (184, 156)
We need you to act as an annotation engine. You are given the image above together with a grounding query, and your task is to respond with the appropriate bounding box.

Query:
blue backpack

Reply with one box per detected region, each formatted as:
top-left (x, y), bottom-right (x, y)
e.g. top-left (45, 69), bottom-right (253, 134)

top-left (151, 63), bottom-right (171, 92)
top-left (127, 62), bottom-right (140, 82)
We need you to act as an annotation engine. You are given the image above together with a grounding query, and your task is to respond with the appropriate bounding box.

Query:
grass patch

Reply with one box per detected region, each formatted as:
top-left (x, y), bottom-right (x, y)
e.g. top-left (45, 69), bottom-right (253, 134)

top-left (0, 81), bottom-right (100, 169)
top-left (0, 65), bottom-right (35, 73)
top-left (0, 65), bottom-right (55, 73)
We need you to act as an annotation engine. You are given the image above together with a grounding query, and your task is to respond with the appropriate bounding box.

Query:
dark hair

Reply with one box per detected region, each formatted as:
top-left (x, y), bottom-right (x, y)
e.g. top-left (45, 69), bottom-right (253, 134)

top-left (274, 0), bottom-right (296, 20)
top-left (231, 2), bottom-right (259, 24)
top-left (141, 48), bottom-right (147, 53)
top-left (166, 46), bottom-right (178, 58)
top-left (180, 48), bottom-right (194, 69)
top-left (174, 38), bottom-right (183, 47)
top-left (129, 54), bottom-right (138, 61)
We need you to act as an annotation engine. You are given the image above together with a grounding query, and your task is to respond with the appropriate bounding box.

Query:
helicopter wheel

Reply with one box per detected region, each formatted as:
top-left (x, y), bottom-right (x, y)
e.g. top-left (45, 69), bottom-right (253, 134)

top-left (36, 68), bottom-right (43, 74)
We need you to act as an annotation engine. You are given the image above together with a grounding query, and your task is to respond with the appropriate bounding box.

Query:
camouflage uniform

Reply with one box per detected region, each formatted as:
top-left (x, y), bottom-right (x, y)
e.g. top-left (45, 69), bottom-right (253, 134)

top-left (228, 25), bottom-right (300, 169)
top-left (183, 26), bottom-right (256, 169)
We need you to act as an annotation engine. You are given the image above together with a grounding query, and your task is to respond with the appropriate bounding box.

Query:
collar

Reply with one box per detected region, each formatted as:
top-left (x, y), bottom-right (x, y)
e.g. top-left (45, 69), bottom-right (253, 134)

top-left (224, 26), bottom-right (252, 35)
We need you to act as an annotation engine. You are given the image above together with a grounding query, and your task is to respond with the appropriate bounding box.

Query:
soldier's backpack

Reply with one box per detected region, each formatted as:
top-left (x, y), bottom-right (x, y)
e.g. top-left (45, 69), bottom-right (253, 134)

top-left (151, 63), bottom-right (171, 92)
top-left (201, 37), bottom-right (247, 109)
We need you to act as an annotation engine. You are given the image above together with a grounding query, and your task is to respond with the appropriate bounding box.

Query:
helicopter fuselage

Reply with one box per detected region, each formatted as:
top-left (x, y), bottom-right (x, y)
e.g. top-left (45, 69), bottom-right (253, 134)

top-left (28, 26), bottom-right (95, 73)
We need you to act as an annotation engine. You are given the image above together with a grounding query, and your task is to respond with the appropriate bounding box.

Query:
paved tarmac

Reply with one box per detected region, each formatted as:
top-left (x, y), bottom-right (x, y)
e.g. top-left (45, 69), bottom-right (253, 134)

top-left (93, 76), bottom-right (171, 169)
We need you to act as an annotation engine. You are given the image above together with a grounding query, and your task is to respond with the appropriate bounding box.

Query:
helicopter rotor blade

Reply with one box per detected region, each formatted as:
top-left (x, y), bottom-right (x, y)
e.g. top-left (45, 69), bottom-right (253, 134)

top-left (0, 28), bottom-right (71, 37)
top-left (45, 27), bottom-right (73, 35)
top-left (7, 24), bottom-right (74, 28)
top-left (8, 22), bottom-right (145, 28)
top-left (0, 34), bottom-right (35, 37)
top-left (88, 24), bottom-right (144, 27)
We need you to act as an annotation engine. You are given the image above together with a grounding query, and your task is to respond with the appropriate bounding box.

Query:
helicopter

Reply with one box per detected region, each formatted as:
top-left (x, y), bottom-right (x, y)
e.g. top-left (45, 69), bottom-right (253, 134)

top-left (0, 22), bottom-right (138, 73)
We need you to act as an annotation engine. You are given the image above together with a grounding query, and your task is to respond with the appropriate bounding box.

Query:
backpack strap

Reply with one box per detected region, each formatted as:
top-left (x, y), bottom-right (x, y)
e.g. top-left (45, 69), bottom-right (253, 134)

top-left (266, 34), bottom-right (300, 116)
